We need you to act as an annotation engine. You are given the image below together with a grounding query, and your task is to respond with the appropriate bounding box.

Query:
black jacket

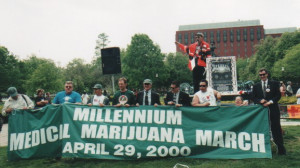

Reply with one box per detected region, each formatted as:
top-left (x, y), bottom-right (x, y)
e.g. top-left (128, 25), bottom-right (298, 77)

top-left (136, 90), bottom-right (161, 105)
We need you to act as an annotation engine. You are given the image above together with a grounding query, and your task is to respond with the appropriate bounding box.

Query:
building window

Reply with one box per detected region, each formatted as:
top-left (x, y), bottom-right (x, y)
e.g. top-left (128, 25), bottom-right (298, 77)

top-left (257, 28), bottom-right (261, 41)
top-left (191, 32), bottom-right (194, 43)
top-left (236, 29), bottom-right (241, 42)
top-left (210, 31), bottom-right (214, 42)
top-left (184, 33), bottom-right (188, 45)
top-left (204, 32), bottom-right (207, 41)
top-left (223, 30), bottom-right (227, 42)
top-left (217, 30), bottom-right (220, 43)
top-left (230, 29), bottom-right (234, 42)
top-left (243, 29), bottom-right (247, 41)
top-left (178, 33), bottom-right (182, 43)
top-left (250, 28), bottom-right (254, 41)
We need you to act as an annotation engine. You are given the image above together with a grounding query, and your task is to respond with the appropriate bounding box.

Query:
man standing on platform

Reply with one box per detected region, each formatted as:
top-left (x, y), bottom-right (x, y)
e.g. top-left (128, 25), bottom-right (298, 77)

top-left (136, 79), bottom-right (161, 107)
top-left (252, 68), bottom-right (286, 155)
top-left (175, 32), bottom-right (211, 93)
top-left (113, 77), bottom-right (136, 107)
top-left (164, 81), bottom-right (190, 107)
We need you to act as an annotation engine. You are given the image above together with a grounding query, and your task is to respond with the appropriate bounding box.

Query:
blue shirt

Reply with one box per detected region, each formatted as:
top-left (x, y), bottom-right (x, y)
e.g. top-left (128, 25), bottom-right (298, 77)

top-left (53, 91), bottom-right (82, 104)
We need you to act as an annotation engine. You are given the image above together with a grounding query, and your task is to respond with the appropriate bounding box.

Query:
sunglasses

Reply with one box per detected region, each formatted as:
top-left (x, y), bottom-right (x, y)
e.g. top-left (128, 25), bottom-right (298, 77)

top-left (259, 73), bottom-right (266, 76)
top-left (199, 85), bottom-right (207, 87)
top-left (65, 86), bottom-right (72, 89)
top-left (144, 83), bottom-right (150, 85)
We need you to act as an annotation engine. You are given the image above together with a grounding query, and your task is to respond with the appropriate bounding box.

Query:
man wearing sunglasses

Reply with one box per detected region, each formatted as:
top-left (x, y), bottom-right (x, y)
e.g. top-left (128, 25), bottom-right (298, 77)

top-left (53, 81), bottom-right (82, 104)
top-left (136, 79), bottom-right (161, 107)
top-left (192, 79), bottom-right (221, 106)
top-left (175, 32), bottom-right (211, 94)
top-left (252, 68), bottom-right (286, 155)
top-left (164, 81), bottom-right (190, 107)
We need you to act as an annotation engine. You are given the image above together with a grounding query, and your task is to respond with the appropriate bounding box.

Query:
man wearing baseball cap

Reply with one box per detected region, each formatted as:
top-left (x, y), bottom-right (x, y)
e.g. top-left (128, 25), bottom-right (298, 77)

top-left (87, 84), bottom-right (109, 106)
top-left (2, 87), bottom-right (34, 116)
top-left (136, 79), bottom-right (161, 107)
top-left (175, 32), bottom-right (211, 93)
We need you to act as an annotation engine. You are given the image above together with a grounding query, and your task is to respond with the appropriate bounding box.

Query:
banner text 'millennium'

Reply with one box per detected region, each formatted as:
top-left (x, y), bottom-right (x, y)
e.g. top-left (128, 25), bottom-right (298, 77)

top-left (73, 108), bottom-right (182, 125)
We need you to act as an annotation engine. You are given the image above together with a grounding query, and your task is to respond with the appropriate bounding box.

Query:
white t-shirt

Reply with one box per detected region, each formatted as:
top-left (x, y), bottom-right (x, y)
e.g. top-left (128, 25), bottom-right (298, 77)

top-left (195, 87), bottom-right (217, 106)
top-left (297, 89), bottom-right (300, 104)
top-left (92, 95), bottom-right (106, 106)
top-left (81, 94), bottom-right (89, 105)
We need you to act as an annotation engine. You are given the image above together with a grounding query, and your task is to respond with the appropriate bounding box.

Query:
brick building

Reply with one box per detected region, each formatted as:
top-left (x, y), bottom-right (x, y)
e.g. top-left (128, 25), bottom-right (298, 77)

top-left (176, 20), bottom-right (297, 58)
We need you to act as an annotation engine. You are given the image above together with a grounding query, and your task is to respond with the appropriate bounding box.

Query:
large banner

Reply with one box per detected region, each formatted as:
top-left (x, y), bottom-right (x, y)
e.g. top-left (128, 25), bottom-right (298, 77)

top-left (7, 104), bottom-right (271, 160)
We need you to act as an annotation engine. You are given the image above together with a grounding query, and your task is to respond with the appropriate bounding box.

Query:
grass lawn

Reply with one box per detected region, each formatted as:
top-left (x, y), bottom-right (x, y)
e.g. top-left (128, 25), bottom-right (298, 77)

top-left (1, 126), bottom-right (300, 168)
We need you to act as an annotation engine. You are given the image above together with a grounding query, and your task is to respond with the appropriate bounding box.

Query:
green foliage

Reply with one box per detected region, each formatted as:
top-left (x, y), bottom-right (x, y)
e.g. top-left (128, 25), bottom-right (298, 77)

top-left (272, 43), bottom-right (300, 81)
top-left (165, 52), bottom-right (192, 84)
top-left (95, 33), bottom-right (110, 57)
top-left (278, 96), bottom-right (297, 104)
top-left (24, 61), bottom-right (64, 96)
top-left (236, 58), bottom-right (248, 81)
top-left (240, 31), bottom-right (300, 82)
top-left (122, 34), bottom-right (169, 89)
top-left (0, 46), bottom-right (22, 94)
top-left (64, 58), bottom-right (93, 94)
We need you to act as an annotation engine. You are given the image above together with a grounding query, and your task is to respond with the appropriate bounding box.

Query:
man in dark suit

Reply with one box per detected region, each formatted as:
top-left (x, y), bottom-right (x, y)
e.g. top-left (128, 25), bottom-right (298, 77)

top-left (136, 79), bottom-right (161, 107)
top-left (252, 68), bottom-right (286, 155)
top-left (164, 81), bottom-right (191, 107)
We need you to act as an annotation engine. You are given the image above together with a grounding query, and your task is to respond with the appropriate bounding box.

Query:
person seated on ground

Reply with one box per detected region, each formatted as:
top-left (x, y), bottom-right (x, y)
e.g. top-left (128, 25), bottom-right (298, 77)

top-left (35, 89), bottom-right (49, 108)
top-left (164, 81), bottom-right (190, 107)
top-left (87, 84), bottom-right (109, 107)
top-left (192, 79), bottom-right (221, 107)
top-left (136, 79), bottom-right (161, 107)
top-left (2, 87), bottom-right (34, 116)
top-left (235, 96), bottom-right (248, 106)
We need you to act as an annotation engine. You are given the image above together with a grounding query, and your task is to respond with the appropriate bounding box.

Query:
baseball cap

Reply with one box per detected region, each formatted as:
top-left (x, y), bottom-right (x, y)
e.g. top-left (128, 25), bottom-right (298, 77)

top-left (93, 84), bottom-right (103, 89)
top-left (143, 79), bottom-right (152, 84)
top-left (7, 87), bottom-right (18, 97)
top-left (196, 32), bottom-right (204, 37)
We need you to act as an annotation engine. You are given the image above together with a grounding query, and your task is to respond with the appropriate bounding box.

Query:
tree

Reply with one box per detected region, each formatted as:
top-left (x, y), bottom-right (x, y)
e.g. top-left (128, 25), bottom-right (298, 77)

top-left (165, 52), bottom-right (192, 84)
top-left (274, 31), bottom-right (300, 60)
top-left (241, 36), bottom-right (278, 81)
top-left (0, 46), bottom-right (22, 94)
top-left (95, 33), bottom-right (110, 57)
top-left (122, 34), bottom-right (169, 89)
top-left (64, 58), bottom-right (92, 94)
top-left (24, 61), bottom-right (64, 95)
top-left (272, 43), bottom-right (300, 82)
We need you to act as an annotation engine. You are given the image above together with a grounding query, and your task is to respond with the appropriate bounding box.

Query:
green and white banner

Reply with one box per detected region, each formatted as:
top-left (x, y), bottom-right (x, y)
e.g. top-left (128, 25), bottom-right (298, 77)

top-left (7, 104), bottom-right (271, 160)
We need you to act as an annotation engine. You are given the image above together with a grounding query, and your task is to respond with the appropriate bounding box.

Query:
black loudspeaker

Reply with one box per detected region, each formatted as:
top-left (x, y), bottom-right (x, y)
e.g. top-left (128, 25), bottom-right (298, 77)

top-left (101, 47), bottom-right (121, 75)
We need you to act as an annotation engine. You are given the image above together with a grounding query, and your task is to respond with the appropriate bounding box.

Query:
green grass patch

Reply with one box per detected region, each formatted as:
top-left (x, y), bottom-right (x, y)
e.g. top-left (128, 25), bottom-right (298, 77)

top-left (1, 126), bottom-right (300, 168)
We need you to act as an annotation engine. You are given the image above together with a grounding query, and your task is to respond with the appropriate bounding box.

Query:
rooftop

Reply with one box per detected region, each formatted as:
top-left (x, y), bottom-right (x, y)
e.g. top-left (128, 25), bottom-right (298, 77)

top-left (264, 27), bottom-right (297, 34)
top-left (178, 20), bottom-right (261, 31)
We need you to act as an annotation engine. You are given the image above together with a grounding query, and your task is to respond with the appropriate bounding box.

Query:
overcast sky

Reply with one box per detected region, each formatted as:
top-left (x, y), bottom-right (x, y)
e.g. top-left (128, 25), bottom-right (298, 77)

top-left (0, 0), bottom-right (299, 67)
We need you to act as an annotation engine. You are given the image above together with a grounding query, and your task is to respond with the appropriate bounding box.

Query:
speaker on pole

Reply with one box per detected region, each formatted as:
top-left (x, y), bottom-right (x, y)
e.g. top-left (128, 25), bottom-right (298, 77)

top-left (101, 47), bottom-right (121, 75)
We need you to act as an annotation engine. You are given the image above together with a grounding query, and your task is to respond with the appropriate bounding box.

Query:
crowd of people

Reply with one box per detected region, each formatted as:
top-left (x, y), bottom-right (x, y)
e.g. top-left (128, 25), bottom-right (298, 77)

top-left (1, 31), bottom-right (296, 156)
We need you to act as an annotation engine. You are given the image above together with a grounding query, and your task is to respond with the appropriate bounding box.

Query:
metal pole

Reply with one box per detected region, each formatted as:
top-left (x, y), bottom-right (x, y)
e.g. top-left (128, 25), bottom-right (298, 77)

top-left (112, 75), bottom-right (115, 94)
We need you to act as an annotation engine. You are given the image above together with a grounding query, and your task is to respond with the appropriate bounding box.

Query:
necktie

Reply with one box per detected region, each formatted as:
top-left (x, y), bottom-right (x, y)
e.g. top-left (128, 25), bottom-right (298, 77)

top-left (173, 93), bottom-right (177, 104)
top-left (263, 81), bottom-right (266, 98)
top-left (145, 91), bottom-right (149, 105)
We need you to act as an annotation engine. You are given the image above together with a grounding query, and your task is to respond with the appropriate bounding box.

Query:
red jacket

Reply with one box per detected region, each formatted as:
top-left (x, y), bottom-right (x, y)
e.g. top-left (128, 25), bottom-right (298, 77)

top-left (178, 41), bottom-right (211, 70)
